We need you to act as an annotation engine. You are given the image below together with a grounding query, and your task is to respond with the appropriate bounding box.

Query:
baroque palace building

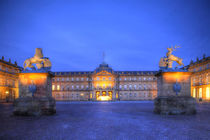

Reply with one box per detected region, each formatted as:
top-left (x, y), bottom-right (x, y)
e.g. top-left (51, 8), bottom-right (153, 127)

top-left (0, 57), bottom-right (22, 102)
top-left (0, 55), bottom-right (209, 102)
top-left (188, 55), bottom-right (210, 101)
top-left (52, 62), bottom-right (158, 101)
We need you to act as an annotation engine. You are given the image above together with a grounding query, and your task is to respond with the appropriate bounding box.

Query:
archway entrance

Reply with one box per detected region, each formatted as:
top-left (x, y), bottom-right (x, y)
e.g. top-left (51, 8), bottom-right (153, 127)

top-left (96, 91), bottom-right (112, 101)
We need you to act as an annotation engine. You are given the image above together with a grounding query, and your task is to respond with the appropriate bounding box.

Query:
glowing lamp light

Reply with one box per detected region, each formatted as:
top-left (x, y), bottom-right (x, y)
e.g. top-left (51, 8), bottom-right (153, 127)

top-left (98, 96), bottom-right (111, 101)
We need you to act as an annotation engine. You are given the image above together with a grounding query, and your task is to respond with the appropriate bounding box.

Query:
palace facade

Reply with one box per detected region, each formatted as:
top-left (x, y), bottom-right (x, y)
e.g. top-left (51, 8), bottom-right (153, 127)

top-left (0, 55), bottom-right (209, 102)
top-left (52, 62), bottom-right (158, 101)
top-left (0, 57), bottom-right (22, 102)
top-left (188, 55), bottom-right (210, 101)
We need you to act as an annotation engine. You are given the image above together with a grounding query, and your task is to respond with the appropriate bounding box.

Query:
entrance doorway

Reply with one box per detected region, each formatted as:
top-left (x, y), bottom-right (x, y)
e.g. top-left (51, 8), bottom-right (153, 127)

top-left (96, 91), bottom-right (112, 101)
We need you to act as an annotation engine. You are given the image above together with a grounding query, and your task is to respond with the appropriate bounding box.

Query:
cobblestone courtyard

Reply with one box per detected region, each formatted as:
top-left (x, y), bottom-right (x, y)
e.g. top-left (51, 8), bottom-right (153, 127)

top-left (0, 101), bottom-right (210, 140)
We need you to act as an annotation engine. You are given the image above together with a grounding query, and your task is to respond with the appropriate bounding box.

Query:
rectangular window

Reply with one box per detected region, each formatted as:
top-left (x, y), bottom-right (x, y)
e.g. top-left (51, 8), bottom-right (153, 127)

top-left (206, 87), bottom-right (210, 99)
top-left (199, 88), bottom-right (202, 98)
top-left (57, 85), bottom-right (60, 90)
top-left (52, 85), bottom-right (55, 90)
top-left (193, 88), bottom-right (196, 98)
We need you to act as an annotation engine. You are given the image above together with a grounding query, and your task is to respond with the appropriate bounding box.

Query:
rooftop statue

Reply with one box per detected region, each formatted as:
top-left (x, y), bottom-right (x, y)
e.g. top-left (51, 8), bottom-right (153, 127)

top-left (159, 46), bottom-right (184, 70)
top-left (23, 48), bottom-right (52, 71)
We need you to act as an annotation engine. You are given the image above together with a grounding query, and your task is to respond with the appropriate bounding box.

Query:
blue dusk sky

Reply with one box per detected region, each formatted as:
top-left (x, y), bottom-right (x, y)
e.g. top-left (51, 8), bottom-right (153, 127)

top-left (0, 0), bottom-right (210, 71)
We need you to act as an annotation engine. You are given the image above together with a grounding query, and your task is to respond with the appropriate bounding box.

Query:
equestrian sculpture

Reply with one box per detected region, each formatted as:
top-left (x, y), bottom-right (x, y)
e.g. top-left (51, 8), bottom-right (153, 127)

top-left (23, 48), bottom-right (52, 70)
top-left (159, 46), bottom-right (184, 69)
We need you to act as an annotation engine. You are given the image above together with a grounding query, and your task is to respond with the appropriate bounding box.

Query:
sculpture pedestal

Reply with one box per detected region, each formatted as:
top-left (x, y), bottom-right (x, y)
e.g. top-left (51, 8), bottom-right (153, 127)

top-left (13, 71), bottom-right (56, 116)
top-left (154, 71), bottom-right (196, 115)
top-left (13, 97), bottom-right (56, 116)
top-left (154, 96), bottom-right (196, 115)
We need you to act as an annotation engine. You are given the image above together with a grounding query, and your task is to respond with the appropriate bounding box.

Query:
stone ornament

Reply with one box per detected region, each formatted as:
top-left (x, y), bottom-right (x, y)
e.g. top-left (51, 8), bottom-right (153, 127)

top-left (159, 46), bottom-right (184, 69)
top-left (23, 48), bottom-right (52, 70)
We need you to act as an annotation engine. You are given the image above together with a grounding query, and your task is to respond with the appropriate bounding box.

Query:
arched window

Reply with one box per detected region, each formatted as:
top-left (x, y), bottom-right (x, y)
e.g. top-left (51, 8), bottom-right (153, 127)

top-left (124, 85), bottom-right (127, 89)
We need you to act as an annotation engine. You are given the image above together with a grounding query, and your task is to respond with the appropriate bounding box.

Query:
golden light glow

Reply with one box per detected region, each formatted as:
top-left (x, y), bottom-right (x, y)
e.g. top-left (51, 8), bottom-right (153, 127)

top-left (52, 85), bottom-right (55, 90)
top-left (162, 72), bottom-right (191, 83)
top-left (90, 93), bottom-right (92, 99)
top-left (193, 88), bottom-right (196, 98)
top-left (19, 73), bottom-right (48, 85)
top-left (5, 91), bottom-right (9, 95)
top-left (199, 88), bottom-right (202, 98)
top-left (206, 87), bottom-right (210, 99)
top-left (98, 96), bottom-right (111, 101)
top-left (80, 93), bottom-right (84, 96)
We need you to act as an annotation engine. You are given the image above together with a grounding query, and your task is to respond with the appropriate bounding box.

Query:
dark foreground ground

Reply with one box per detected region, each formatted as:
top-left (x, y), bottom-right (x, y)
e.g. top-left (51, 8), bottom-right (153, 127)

top-left (0, 101), bottom-right (210, 140)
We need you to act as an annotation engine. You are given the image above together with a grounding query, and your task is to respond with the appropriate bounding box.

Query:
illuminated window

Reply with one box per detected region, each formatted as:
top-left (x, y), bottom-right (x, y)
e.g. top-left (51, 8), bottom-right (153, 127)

top-left (129, 85), bottom-right (132, 89)
top-left (86, 78), bottom-right (89, 81)
top-left (124, 85), bottom-right (127, 89)
top-left (143, 77), bottom-right (146, 81)
top-left (129, 77), bottom-right (132, 81)
top-left (103, 84), bottom-right (105, 88)
top-left (72, 85), bottom-right (74, 89)
top-left (81, 78), bottom-right (84, 81)
top-left (76, 85), bottom-right (79, 89)
top-left (76, 78), bottom-right (79, 81)
top-left (109, 77), bottom-right (111, 80)
top-left (119, 78), bottom-right (122, 81)
top-left (124, 78), bottom-right (127, 81)
top-left (81, 85), bottom-right (84, 89)
top-left (62, 78), bottom-right (64, 81)
top-left (90, 93), bottom-right (92, 99)
top-left (103, 77), bottom-right (105, 80)
top-left (97, 84), bottom-right (99, 88)
top-left (139, 77), bottom-right (141, 81)
top-left (193, 88), bottom-right (196, 98)
top-left (206, 87), bottom-right (210, 99)
top-left (134, 85), bottom-right (136, 89)
top-left (72, 77), bottom-right (74, 81)
top-left (57, 78), bottom-right (60, 81)
top-left (86, 85), bottom-right (89, 89)
top-left (66, 78), bottom-right (69, 81)
top-left (52, 85), bottom-right (55, 90)
top-left (97, 77), bottom-right (99, 80)
top-left (119, 85), bottom-right (122, 89)
top-left (199, 88), bottom-right (202, 98)
top-left (133, 77), bottom-right (136, 81)
top-left (57, 85), bottom-right (60, 90)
